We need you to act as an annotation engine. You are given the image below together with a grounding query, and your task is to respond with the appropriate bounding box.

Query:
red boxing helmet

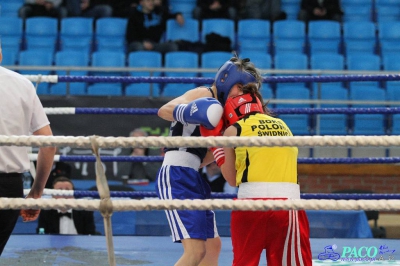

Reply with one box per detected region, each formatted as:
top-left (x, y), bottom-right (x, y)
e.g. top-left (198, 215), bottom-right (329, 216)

top-left (223, 93), bottom-right (264, 126)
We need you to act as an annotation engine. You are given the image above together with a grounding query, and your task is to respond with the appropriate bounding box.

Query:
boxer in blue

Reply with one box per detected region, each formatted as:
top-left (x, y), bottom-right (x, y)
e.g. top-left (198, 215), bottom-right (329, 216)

top-left (156, 55), bottom-right (263, 266)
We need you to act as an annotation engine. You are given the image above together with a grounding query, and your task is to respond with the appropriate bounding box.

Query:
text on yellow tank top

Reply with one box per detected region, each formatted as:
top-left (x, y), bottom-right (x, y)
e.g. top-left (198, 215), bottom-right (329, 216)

top-left (234, 113), bottom-right (298, 186)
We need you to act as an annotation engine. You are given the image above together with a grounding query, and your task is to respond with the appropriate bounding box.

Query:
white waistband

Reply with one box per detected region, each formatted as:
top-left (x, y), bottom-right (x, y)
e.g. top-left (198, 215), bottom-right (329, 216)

top-left (238, 182), bottom-right (300, 199)
top-left (162, 150), bottom-right (201, 170)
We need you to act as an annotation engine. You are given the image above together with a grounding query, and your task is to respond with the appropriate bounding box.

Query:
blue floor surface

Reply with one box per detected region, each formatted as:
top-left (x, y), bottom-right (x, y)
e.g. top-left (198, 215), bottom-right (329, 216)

top-left (2, 235), bottom-right (400, 265)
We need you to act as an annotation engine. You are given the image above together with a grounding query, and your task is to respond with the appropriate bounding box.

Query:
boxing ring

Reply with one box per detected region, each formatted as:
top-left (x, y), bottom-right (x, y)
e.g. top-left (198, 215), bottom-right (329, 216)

top-left (2, 73), bottom-right (400, 265)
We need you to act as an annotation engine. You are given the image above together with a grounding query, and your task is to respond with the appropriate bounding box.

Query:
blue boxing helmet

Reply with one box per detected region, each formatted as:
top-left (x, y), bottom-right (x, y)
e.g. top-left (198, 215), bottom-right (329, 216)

top-left (214, 60), bottom-right (257, 106)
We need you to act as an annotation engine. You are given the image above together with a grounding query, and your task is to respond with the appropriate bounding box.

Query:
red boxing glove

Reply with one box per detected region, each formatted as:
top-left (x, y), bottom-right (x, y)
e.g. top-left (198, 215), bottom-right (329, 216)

top-left (200, 118), bottom-right (224, 137)
top-left (200, 119), bottom-right (225, 167)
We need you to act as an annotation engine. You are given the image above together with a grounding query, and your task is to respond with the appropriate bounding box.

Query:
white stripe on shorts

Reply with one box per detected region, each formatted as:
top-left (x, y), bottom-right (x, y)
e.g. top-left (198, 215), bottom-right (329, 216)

top-left (158, 164), bottom-right (190, 241)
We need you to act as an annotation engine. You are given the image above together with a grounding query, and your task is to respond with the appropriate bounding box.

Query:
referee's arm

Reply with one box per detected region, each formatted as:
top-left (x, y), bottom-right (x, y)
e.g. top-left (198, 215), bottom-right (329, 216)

top-left (29, 125), bottom-right (56, 199)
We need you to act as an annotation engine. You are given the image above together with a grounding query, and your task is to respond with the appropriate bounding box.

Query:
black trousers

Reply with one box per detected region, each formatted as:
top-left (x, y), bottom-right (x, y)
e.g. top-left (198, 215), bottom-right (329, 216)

top-left (0, 173), bottom-right (23, 255)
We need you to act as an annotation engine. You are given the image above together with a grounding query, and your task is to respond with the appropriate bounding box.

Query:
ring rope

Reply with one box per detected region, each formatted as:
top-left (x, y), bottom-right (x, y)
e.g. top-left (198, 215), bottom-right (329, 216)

top-left (2, 198), bottom-right (400, 211)
top-left (23, 74), bottom-right (400, 84)
top-left (14, 66), bottom-right (398, 75)
top-left (27, 154), bottom-right (400, 164)
top-left (33, 189), bottom-right (400, 200)
top-left (44, 107), bottom-right (158, 115)
top-left (42, 107), bottom-right (400, 115)
top-left (2, 135), bottom-right (400, 148)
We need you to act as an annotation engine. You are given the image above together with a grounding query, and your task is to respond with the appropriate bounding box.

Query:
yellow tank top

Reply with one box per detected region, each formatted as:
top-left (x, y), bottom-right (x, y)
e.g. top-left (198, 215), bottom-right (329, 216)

top-left (234, 113), bottom-right (298, 186)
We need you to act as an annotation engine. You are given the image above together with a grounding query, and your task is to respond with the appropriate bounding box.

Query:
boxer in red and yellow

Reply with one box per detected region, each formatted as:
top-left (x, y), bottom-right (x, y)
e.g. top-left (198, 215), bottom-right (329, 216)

top-left (201, 82), bottom-right (312, 265)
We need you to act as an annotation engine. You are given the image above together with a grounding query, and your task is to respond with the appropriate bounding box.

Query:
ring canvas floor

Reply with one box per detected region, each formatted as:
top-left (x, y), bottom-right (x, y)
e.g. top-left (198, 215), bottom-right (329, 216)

top-left (2, 235), bottom-right (400, 266)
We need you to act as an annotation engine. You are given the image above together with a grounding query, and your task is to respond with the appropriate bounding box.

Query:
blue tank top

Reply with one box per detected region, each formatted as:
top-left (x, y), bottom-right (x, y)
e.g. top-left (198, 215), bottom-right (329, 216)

top-left (164, 121), bottom-right (207, 162)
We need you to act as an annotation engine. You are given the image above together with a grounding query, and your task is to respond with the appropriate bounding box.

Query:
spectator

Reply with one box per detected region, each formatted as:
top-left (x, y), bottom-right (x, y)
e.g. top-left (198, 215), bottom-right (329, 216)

top-left (63, 0), bottom-right (112, 18)
top-left (112, 0), bottom-right (168, 17)
top-left (33, 148), bottom-right (72, 189)
top-left (111, 0), bottom-right (138, 18)
top-left (236, 0), bottom-right (286, 21)
top-left (200, 162), bottom-right (237, 193)
top-left (298, 0), bottom-right (343, 22)
top-left (126, 0), bottom-right (182, 54)
top-left (0, 45), bottom-right (56, 254)
top-left (193, 0), bottom-right (237, 20)
top-left (45, 161), bottom-right (72, 188)
top-left (37, 176), bottom-right (97, 235)
top-left (19, 0), bottom-right (67, 19)
top-left (118, 128), bottom-right (162, 182)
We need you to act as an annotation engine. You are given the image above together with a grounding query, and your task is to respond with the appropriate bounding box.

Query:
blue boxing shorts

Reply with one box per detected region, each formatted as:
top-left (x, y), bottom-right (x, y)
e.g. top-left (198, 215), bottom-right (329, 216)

top-left (156, 151), bottom-right (219, 242)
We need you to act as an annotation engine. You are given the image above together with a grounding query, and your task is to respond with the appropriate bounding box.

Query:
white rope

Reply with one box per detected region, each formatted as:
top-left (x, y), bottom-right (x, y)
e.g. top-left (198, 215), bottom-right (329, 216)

top-left (2, 198), bottom-right (400, 211)
top-left (28, 154), bottom-right (60, 162)
top-left (44, 108), bottom-right (76, 115)
top-left (24, 75), bottom-right (58, 83)
top-left (1, 135), bottom-right (400, 149)
top-left (24, 188), bottom-right (74, 197)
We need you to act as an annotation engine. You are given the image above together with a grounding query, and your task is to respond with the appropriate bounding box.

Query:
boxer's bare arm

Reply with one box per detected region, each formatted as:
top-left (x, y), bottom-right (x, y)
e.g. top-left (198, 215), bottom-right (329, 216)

top-left (199, 150), bottom-right (216, 168)
top-left (221, 126), bottom-right (237, 186)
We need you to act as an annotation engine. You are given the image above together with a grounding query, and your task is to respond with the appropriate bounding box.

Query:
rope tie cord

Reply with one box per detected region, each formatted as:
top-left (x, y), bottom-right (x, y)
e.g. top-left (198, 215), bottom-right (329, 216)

top-left (90, 136), bottom-right (113, 215)
top-left (34, 74), bottom-right (42, 91)
top-left (90, 136), bottom-right (116, 266)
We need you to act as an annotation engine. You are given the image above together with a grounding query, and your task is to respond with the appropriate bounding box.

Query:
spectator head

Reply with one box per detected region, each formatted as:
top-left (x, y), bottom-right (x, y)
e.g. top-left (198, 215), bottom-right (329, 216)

top-left (50, 162), bottom-right (72, 179)
top-left (129, 128), bottom-right (149, 137)
top-left (52, 176), bottom-right (74, 200)
top-left (139, 0), bottom-right (155, 13)
top-left (129, 128), bottom-right (149, 156)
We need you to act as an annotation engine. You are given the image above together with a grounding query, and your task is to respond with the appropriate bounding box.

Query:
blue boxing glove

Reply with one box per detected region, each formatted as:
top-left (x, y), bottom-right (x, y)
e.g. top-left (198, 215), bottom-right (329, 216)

top-left (173, 97), bottom-right (223, 129)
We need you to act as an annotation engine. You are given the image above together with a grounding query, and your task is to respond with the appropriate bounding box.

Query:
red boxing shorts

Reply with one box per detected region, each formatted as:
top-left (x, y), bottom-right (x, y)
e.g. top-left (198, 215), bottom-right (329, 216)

top-left (231, 199), bottom-right (312, 266)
